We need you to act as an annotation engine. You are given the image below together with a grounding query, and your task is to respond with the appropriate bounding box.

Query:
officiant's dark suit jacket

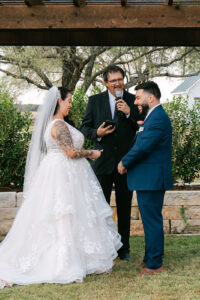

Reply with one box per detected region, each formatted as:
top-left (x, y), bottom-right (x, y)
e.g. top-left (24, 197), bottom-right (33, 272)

top-left (81, 90), bottom-right (141, 174)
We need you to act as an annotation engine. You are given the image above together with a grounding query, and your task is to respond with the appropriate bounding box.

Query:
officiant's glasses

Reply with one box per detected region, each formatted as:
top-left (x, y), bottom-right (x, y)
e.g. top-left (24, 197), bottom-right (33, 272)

top-left (108, 78), bottom-right (124, 84)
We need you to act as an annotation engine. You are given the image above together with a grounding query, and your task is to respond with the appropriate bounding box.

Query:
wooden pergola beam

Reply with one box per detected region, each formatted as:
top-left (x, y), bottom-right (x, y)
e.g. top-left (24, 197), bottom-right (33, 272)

top-left (73, 0), bottom-right (86, 7)
top-left (1, 5), bottom-right (199, 29)
top-left (166, 0), bottom-right (173, 5)
top-left (24, 0), bottom-right (44, 6)
top-left (121, 0), bottom-right (127, 6)
top-left (0, 4), bottom-right (200, 45)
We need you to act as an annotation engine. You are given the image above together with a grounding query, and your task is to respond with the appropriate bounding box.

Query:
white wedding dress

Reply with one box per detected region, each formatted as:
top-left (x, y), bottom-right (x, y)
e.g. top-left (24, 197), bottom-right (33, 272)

top-left (0, 119), bottom-right (122, 288)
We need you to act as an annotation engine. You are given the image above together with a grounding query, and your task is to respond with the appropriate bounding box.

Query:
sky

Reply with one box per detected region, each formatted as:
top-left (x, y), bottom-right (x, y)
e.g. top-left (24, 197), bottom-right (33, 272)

top-left (17, 76), bottom-right (184, 105)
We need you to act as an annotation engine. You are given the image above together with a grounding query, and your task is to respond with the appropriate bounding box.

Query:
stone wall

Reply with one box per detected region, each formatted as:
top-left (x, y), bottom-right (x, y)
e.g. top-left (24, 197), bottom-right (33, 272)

top-left (111, 191), bottom-right (200, 235)
top-left (0, 191), bottom-right (200, 239)
top-left (0, 192), bottom-right (22, 240)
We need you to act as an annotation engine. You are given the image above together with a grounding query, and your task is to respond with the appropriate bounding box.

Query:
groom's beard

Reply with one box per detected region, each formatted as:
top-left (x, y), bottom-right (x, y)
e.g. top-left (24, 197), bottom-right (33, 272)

top-left (140, 103), bottom-right (149, 118)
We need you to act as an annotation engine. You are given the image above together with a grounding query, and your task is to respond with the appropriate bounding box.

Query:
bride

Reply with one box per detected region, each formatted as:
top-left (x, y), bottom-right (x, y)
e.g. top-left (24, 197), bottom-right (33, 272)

top-left (0, 86), bottom-right (122, 289)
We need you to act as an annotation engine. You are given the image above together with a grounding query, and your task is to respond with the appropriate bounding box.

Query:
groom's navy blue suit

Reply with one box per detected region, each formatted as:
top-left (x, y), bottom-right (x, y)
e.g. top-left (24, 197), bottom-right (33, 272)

top-left (122, 105), bottom-right (173, 269)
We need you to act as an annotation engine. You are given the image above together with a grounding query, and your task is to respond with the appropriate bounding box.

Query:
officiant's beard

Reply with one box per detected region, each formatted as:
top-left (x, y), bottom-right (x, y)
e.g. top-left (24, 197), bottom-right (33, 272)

top-left (141, 103), bottom-right (149, 117)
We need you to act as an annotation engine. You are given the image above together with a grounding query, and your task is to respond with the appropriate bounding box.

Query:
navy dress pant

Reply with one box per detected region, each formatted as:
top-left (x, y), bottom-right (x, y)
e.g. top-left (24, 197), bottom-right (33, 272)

top-left (137, 190), bottom-right (165, 269)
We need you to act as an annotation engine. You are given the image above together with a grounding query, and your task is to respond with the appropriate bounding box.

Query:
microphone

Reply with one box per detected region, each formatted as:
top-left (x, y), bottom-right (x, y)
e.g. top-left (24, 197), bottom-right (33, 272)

top-left (115, 90), bottom-right (123, 100)
top-left (115, 90), bottom-right (124, 118)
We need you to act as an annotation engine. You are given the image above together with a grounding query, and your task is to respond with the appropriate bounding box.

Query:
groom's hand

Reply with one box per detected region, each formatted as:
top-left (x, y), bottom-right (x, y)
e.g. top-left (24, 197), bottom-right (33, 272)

top-left (118, 161), bottom-right (127, 175)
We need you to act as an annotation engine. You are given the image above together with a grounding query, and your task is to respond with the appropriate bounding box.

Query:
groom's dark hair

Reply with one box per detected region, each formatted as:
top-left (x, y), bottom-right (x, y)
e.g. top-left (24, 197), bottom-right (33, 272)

top-left (135, 81), bottom-right (161, 100)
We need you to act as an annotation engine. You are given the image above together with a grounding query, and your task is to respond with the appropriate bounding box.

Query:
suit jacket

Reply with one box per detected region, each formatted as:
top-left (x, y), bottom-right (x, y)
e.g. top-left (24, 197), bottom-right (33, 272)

top-left (122, 105), bottom-right (173, 191)
top-left (81, 89), bottom-right (141, 175)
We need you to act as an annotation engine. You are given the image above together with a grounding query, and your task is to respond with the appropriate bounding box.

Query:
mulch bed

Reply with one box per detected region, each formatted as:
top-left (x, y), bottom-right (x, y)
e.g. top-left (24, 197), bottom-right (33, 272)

top-left (171, 186), bottom-right (200, 191)
top-left (0, 187), bottom-right (23, 192)
top-left (0, 186), bottom-right (200, 192)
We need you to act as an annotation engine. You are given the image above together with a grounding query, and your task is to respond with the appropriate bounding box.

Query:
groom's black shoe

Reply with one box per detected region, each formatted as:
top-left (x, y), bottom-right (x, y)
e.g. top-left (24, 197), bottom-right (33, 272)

top-left (118, 251), bottom-right (131, 262)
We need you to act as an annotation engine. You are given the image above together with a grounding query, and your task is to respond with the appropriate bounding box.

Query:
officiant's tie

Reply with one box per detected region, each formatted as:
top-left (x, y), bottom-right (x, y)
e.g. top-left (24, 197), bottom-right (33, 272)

top-left (114, 98), bottom-right (125, 126)
top-left (113, 99), bottom-right (119, 128)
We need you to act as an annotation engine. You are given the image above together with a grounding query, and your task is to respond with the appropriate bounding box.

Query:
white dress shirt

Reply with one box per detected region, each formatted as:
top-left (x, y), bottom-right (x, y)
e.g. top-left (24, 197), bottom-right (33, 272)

top-left (108, 90), bottom-right (124, 119)
top-left (108, 90), bottom-right (130, 119)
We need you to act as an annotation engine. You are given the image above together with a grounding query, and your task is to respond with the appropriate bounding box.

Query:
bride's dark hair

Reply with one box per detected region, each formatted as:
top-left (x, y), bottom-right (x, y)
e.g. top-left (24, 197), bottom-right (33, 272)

top-left (54, 86), bottom-right (75, 127)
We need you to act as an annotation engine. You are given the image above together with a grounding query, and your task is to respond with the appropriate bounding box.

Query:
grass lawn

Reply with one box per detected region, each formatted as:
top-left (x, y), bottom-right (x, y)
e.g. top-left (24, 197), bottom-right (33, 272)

top-left (0, 236), bottom-right (200, 300)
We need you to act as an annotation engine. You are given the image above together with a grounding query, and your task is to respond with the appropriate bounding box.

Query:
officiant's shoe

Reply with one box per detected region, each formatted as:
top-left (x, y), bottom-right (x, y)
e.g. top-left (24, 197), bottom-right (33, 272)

top-left (137, 261), bottom-right (146, 268)
top-left (119, 251), bottom-right (131, 262)
top-left (139, 266), bottom-right (165, 276)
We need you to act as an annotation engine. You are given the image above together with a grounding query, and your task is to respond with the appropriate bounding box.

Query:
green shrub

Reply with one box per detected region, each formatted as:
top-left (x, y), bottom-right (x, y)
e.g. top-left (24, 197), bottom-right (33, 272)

top-left (0, 86), bottom-right (101, 189)
top-left (70, 87), bottom-right (89, 129)
top-left (0, 87), bottom-right (32, 189)
top-left (163, 96), bottom-right (200, 184)
top-left (70, 87), bottom-right (102, 150)
top-left (1, 86), bottom-right (199, 188)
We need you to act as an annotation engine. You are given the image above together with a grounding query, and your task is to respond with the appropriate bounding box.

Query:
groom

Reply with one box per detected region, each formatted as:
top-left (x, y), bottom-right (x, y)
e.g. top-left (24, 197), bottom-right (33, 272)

top-left (118, 81), bottom-right (173, 274)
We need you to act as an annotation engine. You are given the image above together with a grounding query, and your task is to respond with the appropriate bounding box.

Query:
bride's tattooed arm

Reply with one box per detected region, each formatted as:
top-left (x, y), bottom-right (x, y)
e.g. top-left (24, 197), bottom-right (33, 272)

top-left (52, 120), bottom-right (93, 159)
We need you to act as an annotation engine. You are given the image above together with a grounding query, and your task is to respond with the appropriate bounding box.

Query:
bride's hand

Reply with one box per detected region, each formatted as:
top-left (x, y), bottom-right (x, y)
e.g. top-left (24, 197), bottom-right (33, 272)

top-left (88, 150), bottom-right (103, 160)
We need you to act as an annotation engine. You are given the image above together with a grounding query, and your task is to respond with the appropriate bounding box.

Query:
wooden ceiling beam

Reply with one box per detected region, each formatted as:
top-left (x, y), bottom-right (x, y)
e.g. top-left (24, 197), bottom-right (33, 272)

top-left (166, 0), bottom-right (173, 5)
top-left (0, 5), bottom-right (200, 29)
top-left (121, 0), bottom-right (127, 6)
top-left (0, 28), bottom-right (200, 46)
top-left (73, 0), bottom-right (86, 7)
top-left (24, 0), bottom-right (44, 6)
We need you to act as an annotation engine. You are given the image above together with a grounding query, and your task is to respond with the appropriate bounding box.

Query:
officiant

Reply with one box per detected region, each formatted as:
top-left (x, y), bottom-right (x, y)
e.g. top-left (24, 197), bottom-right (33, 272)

top-left (81, 65), bottom-right (142, 261)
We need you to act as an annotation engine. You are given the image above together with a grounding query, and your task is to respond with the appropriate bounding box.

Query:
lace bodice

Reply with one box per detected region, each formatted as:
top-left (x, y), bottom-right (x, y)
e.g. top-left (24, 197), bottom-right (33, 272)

top-left (44, 119), bottom-right (84, 153)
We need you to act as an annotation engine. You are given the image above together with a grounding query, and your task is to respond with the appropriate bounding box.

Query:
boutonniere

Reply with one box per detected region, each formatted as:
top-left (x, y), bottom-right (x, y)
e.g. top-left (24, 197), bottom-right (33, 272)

top-left (137, 121), bottom-right (144, 126)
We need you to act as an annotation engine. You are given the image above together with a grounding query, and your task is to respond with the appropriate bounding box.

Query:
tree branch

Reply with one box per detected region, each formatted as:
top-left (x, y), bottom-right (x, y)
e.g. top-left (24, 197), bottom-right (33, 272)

top-left (114, 47), bottom-right (171, 66)
top-left (0, 54), bottom-right (53, 88)
top-left (154, 47), bottom-right (195, 68)
top-left (125, 70), bottom-right (200, 90)
top-left (84, 47), bottom-right (170, 89)
top-left (154, 71), bottom-right (200, 78)
top-left (82, 46), bottom-right (112, 67)
top-left (82, 49), bottom-right (97, 91)
top-left (0, 68), bottom-right (49, 90)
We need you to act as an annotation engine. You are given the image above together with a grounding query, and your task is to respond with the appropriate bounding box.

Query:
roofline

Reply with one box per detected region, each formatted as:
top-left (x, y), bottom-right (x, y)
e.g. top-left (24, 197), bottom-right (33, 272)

top-left (186, 77), bottom-right (200, 93)
top-left (171, 91), bottom-right (186, 95)
top-left (171, 76), bottom-right (200, 94)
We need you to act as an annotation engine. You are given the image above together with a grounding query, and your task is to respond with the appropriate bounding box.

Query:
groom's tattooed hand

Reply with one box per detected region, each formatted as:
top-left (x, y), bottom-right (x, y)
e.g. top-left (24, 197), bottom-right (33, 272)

top-left (53, 120), bottom-right (93, 159)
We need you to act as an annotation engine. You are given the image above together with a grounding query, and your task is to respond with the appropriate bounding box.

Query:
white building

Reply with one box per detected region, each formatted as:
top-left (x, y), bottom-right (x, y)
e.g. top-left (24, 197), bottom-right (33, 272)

top-left (171, 75), bottom-right (200, 108)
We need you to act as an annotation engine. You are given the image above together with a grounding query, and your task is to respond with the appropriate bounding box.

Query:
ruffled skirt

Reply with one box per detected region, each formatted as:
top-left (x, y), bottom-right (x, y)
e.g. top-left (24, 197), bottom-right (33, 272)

top-left (0, 152), bottom-right (122, 287)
